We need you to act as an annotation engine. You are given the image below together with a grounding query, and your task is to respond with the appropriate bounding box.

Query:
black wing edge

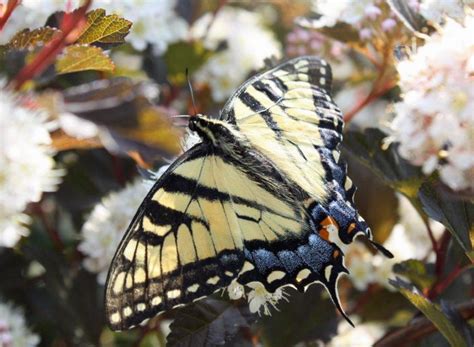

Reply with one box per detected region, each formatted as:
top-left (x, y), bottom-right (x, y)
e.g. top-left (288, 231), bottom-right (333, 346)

top-left (219, 55), bottom-right (333, 120)
top-left (103, 143), bottom-right (210, 327)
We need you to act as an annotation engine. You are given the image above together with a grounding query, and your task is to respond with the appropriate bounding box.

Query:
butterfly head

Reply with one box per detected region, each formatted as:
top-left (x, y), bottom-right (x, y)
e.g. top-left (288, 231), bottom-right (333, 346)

top-left (189, 114), bottom-right (239, 148)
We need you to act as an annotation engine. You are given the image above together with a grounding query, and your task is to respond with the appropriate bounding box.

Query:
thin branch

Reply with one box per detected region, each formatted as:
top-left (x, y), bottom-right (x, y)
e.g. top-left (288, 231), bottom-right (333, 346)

top-left (10, 0), bottom-right (91, 90)
top-left (30, 202), bottom-right (64, 251)
top-left (424, 220), bottom-right (438, 257)
top-left (0, 0), bottom-right (19, 31)
top-left (374, 300), bottom-right (474, 347)
top-left (428, 264), bottom-right (471, 300)
top-left (343, 80), bottom-right (397, 123)
top-left (435, 230), bottom-right (451, 278)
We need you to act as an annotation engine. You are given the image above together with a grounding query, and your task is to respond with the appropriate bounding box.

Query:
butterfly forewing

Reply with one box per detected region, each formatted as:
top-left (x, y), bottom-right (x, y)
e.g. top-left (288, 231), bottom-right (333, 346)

top-left (105, 143), bottom-right (312, 330)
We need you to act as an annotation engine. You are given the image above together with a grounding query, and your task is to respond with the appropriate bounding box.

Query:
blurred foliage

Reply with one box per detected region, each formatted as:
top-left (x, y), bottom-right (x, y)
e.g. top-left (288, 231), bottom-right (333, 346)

top-left (0, 1), bottom-right (472, 347)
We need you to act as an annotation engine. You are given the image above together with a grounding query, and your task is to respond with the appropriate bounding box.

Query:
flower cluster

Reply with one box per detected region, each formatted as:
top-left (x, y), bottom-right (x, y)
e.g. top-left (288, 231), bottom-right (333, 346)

top-left (419, 0), bottom-right (472, 23)
top-left (391, 15), bottom-right (474, 191)
top-left (0, 0), bottom-right (188, 53)
top-left (78, 178), bottom-right (151, 283)
top-left (328, 318), bottom-right (385, 346)
top-left (0, 90), bottom-right (63, 248)
top-left (97, 0), bottom-right (188, 53)
top-left (227, 280), bottom-right (288, 316)
top-left (191, 7), bottom-right (281, 102)
top-left (0, 300), bottom-right (40, 347)
top-left (309, 0), bottom-right (399, 40)
top-left (0, 0), bottom-right (81, 44)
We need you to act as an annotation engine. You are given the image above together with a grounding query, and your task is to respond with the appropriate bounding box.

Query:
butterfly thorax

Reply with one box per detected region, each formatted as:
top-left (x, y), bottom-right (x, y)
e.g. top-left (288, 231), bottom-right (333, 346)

top-left (189, 114), bottom-right (246, 151)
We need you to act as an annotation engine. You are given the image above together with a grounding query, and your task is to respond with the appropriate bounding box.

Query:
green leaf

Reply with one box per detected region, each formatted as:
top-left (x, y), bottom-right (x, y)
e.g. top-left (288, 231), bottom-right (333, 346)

top-left (418, 182), bottom-right (473, 261)
top-left (344, 154), bottom-right (399, 243)
top-left (164, 41), bottom-right (213, 85)
top-left (56, 45), bottom-right (115, 74)
top-left (5, 27), bottom-right (60, 49)
top-left (343, 128), bottom-right (423, 199)
top-left (167, 298), bottom-right (254, 347)
top-left (393, 259), bottom-right (435, 290)
top-left (76, 8), bottom-right (132, 49)
top-left (390, 278), bottom-right (468, 347)
top-left (259, 286), bottom-right (338, 346)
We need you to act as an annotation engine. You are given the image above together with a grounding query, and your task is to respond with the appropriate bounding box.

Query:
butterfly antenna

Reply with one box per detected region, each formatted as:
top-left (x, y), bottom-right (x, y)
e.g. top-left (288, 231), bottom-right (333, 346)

top-left (186, 68), bottom-right (198, 116)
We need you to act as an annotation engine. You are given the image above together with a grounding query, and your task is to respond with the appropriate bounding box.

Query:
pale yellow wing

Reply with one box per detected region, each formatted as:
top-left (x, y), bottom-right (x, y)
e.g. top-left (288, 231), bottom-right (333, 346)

top-left (105, 144), bottom-right (307, 330)
top-left (220, 56), bottom-right (343, 204)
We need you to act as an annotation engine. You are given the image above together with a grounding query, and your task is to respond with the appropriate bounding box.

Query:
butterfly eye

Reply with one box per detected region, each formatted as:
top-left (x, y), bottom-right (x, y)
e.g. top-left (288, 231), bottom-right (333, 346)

top-left (188, 118), bottom-right (197, 131)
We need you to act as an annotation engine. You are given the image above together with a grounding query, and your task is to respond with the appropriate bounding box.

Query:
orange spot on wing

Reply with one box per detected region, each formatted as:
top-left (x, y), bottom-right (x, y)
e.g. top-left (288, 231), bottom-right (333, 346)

top-left (319, 228), bottom-right (329, 241)
top-left (321, 216), bottom-right (338, 228)
top-left (347, 223), bottom-right (356, 234)
top-left (333, 250), bottom-right (340, 259)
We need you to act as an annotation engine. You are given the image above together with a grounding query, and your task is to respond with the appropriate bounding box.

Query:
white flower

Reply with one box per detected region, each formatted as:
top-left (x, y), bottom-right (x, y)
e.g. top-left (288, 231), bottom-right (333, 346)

top-left (191, 7), bottom-right (281, 102)
top-left (246, 282), bottom-right (287, 316)
top-left (328, 318), bottom-right (385, 347)
top-left (420, 0), bottom-right (471, 23)
top-left (0, 0), bottom-right (82, 44)
top-left (0, 90), bottom-right (63, 247)
top-left (94, 0), bottom-right (188, 53)
top-left (227, 280), bottom-right (245, 300)
top-left (0, 300), bottom-right (40, 347)
top-left (345, 242), bottom-right (376, 291)
top-left (391, 15), bottom-right (474, 190)
top-left (78, 178), bottom-right (151, 283)
top-left (310, 0), bottom-right (377, 27)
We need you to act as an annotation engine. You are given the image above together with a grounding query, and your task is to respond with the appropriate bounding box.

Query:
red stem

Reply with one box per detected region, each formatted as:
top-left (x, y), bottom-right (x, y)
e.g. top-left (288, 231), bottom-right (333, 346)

top-left (428, 264), bottom-right (469, 299)
top-left (10, 0), bottom-right (91, 90)
top-left (425, 221), bottom-right (438, 258)
top-left (31, 202), bottom-right (64, 251)
top-left (344, 80), bottom-right (396, 123)
top-left (435, 230), bottom-right (451, 278)
top-left (0, 0), bottom-right (19, 31)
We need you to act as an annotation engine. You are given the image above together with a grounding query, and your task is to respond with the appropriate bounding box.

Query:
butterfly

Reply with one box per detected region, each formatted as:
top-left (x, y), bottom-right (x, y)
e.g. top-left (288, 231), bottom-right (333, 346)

top-left (104, 56), bottom-right (393, 330)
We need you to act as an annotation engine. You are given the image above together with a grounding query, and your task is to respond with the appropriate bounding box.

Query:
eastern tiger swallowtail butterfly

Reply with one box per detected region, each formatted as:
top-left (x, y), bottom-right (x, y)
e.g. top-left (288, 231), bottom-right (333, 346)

top-left (105, 56), bottom-right (393, 330)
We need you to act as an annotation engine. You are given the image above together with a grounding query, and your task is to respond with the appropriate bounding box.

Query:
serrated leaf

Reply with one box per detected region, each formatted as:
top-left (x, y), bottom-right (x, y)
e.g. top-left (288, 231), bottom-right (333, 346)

top-left (167, 298), bottom-right (254, 347)
top-left (390, 278), bottom-right (467, 347)
top-left (343, 128), bottom-right (423, 198)
top-left (418, 182), bottom-right (473, 261)
top-left (56, 45), bottom-right (115, 74)
top-left (393, 259), bottom-right (435, 290)
top-left (76, 8), bottom-right (132, 49)
top-left (5, 27), bottom-right (60, 49)
top-left (164, 41), bottom-right (213, 85)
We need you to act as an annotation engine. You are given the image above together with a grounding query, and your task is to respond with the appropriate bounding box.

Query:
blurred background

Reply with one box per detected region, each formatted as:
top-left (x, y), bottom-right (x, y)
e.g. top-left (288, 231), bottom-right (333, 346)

top-left (0, 1), bottom-right (472, 346)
